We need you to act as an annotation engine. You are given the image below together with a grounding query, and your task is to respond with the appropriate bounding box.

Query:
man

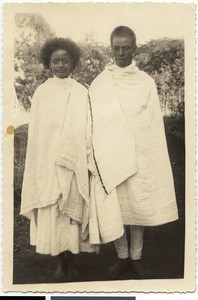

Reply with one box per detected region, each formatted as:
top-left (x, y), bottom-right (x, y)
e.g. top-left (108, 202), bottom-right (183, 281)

top-left (88, 26), bottom-right (178, 279)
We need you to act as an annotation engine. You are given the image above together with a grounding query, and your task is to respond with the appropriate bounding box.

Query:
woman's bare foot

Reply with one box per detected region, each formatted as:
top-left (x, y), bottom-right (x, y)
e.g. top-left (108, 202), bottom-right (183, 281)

top-left (55, 251), bottom-right (80, 282)
top-left (55, 252), bottom-right (68, 282)
top-left (66, 251), bottom-right (80, 281)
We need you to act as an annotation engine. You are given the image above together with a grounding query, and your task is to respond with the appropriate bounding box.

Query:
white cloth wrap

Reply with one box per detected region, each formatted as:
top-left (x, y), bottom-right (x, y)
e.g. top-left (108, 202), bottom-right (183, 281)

top-left (89, 69), bottom-right (138, 194)
top-left (88, 62), bottom-right (178, 244)
top-left (20, 77), bottom-right (94, 254)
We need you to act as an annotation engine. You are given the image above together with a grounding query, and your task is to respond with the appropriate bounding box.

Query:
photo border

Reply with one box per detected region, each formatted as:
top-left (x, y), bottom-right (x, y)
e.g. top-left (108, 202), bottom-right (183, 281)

top-left (2, 2), bottom-right (196, 293)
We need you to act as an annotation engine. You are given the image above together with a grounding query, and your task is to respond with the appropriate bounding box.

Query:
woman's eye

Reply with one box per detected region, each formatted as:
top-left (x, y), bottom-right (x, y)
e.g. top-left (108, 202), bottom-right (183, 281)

top-left (51, 59), bottom-right (70, 64)
top-left (124, 47), bottom-right (130, 51)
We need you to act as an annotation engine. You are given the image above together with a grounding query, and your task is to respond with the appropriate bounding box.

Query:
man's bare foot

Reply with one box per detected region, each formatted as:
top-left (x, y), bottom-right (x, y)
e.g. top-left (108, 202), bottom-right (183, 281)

top-left (108, 258), bottom-right (129, 279)
top-left (130, 259), bottom-right (150, 279)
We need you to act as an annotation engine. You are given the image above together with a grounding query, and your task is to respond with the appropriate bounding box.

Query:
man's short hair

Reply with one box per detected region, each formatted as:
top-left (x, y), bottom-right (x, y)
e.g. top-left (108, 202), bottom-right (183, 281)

top-left (110, 26), bottom-right (137, 47)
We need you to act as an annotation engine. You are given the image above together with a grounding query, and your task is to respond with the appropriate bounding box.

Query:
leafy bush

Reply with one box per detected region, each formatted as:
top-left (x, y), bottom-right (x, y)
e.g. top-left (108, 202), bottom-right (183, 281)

top-left (15, 13), bottom-right (55, 111)
top-left (14, 124), bottom-right (28, 203)
top-left (164, 116), bottom-right (185, 142)
top-left (135, 39), bottom-right (184, 117)
top-left (15, 14), bottom-right (184, 118)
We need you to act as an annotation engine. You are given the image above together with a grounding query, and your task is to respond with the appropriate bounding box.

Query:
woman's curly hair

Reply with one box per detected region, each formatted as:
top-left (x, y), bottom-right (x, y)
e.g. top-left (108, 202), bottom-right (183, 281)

top-left (40, 37), bottom-right (81, 72)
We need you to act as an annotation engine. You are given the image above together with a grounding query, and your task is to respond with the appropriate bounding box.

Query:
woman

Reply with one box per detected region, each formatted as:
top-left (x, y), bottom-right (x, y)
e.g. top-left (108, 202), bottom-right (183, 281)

top-left (21, 37), bottom-right (95, 281)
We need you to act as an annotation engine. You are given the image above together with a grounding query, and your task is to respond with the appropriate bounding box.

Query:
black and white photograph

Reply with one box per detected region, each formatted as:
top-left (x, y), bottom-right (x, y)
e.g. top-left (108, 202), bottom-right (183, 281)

top-left (3, 2), bottom-right (196, 293)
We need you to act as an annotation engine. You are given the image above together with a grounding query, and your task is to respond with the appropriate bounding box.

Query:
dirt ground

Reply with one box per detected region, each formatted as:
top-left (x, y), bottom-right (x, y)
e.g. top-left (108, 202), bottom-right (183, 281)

top-left (13, 123), bottom-right (185, 284)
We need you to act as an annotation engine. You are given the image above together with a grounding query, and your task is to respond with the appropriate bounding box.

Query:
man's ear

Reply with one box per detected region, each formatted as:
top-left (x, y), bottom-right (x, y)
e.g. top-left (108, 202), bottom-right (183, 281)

top-left (132, 45), bottom-right (137, 56)
top-left (133, 44), bottom-right (137, 51)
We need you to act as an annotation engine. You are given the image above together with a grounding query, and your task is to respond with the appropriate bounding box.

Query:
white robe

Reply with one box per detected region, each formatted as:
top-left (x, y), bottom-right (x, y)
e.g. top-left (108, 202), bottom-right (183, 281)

top-left (21, 76), bottom-right (95, 255)
top-left (88, 62), bottom-right (178, 244)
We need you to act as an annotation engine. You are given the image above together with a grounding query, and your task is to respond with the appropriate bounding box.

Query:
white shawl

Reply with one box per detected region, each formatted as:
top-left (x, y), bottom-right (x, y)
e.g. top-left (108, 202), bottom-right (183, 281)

top-left (88, 62), bottom-right (178, 241)
top-left (89, 64), bottom-right (138, 194)
top-left (21, 77), bottom-right (89, 233)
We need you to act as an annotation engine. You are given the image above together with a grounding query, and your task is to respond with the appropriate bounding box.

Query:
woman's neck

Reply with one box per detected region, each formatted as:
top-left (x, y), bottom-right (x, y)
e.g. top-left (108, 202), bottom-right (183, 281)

top-left (53, 75), bottom-right (69, 80)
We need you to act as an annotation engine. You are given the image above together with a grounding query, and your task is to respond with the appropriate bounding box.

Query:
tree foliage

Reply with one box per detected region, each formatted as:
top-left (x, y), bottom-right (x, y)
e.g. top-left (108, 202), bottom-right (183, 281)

top-left (73, 33), bottom-right (112, 87)
top-left (14, 14), bottom-right (55, 111)
top-left (134, 39), bottom-right (184, 117)
top-left (14, 14), bottom-right (184, 120)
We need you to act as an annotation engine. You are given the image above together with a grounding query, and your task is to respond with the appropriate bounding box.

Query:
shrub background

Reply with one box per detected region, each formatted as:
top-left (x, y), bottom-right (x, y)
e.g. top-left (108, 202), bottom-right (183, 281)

top-left (14, 13), bottom-right (185, 201)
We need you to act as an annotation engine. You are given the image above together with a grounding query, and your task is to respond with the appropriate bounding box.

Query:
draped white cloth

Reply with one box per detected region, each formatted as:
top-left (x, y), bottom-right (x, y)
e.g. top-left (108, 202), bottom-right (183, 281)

top-left (88, 62), bottom-right (178, 243)
top-left (21, 76), bottom-right (95, 255)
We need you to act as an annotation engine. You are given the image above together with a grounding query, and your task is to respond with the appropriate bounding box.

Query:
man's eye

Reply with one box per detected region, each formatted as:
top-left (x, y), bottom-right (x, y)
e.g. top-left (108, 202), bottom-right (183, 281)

top-left (124, 47), bottom-right (130, 51)
top-left (113, 47), bottom-right (119, 51)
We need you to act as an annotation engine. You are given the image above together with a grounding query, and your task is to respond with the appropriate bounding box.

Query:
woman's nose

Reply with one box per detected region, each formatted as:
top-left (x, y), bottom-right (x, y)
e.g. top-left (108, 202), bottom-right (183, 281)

top-left (58, 60), bottom-right (63, 67)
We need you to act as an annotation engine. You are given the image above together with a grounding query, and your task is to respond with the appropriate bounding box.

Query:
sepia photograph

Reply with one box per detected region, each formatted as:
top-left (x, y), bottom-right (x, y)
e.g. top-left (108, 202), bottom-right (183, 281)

top-left (3, 2), bottom-right (195, 293)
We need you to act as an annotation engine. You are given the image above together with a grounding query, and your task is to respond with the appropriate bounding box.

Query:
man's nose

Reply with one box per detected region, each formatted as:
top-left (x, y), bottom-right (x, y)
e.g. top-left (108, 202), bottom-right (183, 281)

top-left (118, 48), bottom-right (123, 56)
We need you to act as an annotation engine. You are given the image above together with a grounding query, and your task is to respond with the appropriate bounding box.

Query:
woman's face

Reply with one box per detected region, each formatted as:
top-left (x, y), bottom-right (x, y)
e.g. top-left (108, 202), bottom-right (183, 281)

top-left (50, 49), bottom-right (73, 78)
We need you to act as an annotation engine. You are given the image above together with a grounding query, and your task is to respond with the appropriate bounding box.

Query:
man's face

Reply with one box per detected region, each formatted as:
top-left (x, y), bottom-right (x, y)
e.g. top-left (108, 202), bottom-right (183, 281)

top-left (111, 34), bottom-right (136, 68)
